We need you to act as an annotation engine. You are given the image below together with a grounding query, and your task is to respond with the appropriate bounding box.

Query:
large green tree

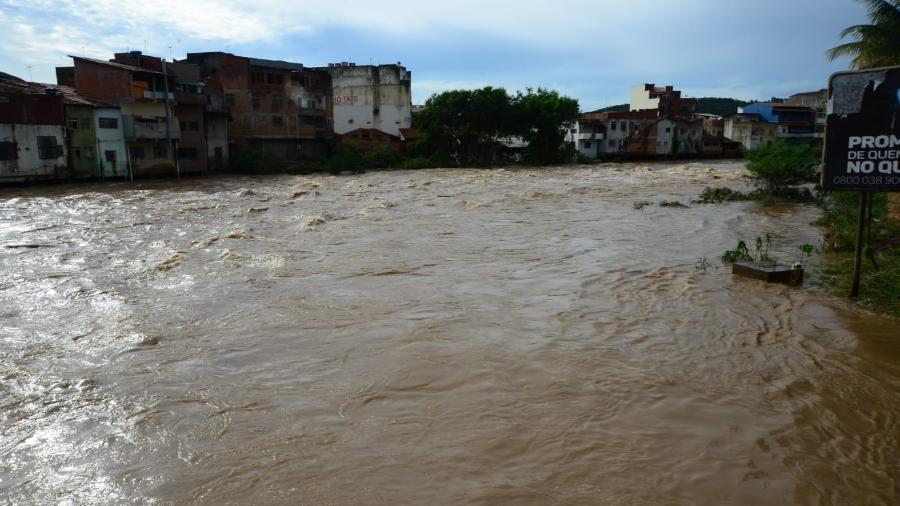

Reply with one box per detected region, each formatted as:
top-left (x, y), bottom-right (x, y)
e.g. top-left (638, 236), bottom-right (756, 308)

top-left (415, 86), bottom-right (579, 165)
top-left (827, 0), bottom-right (900, 68)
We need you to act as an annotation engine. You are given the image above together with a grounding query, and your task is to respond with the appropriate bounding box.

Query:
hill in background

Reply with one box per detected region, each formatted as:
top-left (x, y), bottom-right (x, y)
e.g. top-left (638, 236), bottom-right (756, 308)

top-left (592, 97), bottom-right (752, 117)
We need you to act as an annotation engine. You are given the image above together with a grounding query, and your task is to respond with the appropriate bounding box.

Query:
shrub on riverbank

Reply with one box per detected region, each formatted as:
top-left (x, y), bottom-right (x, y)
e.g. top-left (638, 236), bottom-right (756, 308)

top-left (745, 140), bottom-right (820, 191)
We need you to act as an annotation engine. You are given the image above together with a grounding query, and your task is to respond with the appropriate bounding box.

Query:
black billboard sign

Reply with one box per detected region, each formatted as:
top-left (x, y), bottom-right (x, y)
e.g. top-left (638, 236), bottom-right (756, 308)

top-left (823, 66), bottom-right (900, 191)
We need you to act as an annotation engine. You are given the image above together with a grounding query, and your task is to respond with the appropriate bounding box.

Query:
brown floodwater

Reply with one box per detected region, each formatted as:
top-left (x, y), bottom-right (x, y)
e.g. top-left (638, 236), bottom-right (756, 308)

top-left (0, 161), bottom-right (898, 505)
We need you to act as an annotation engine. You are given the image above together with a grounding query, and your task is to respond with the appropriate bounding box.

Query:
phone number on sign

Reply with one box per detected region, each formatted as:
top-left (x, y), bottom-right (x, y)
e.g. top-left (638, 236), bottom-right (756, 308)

top-left (833, 175), bottom-right (900, 186)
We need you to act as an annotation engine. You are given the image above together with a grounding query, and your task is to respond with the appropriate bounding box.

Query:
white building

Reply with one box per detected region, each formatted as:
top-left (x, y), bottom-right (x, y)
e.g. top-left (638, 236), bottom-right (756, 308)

top-left (320, 63), bottom-right (412, 137)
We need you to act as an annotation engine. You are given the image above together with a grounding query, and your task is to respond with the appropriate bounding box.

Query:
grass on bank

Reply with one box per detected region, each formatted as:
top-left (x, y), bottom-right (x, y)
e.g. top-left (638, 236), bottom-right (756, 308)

top-left (817, 192), bottom-right (900, 318)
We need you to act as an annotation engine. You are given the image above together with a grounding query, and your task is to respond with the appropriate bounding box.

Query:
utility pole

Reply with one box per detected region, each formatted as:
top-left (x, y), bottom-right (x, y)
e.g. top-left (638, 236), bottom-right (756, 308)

top-left (162, 59), bottom-right (178, 178)
top-left (25, 65), bottom-right (33, 82)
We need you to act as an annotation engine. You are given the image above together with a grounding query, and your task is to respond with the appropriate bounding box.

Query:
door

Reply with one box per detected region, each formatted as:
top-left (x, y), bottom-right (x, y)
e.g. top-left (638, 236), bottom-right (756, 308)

top-left (105, 150), bottom-right (117, 175)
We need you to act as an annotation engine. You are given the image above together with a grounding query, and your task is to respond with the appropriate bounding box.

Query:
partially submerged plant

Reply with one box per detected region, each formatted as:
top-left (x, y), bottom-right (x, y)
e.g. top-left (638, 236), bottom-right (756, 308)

top-left (792, 243), bottom-right (815, 270)
top-left (633, 200), bottom-right (653, 210)
top-left (722, 240), bottom-right (753, 264)
top-left (695, 256), bottom-right (712, 273)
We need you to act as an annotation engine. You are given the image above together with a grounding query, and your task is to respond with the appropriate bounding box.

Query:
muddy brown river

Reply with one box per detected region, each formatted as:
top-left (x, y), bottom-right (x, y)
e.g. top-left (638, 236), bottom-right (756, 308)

top-left (1, 161), bottom-right (898, 505)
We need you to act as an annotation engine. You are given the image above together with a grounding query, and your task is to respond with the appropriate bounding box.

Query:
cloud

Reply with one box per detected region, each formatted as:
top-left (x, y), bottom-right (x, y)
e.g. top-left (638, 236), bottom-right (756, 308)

top-left (0, 0), bottom-right (869, 104)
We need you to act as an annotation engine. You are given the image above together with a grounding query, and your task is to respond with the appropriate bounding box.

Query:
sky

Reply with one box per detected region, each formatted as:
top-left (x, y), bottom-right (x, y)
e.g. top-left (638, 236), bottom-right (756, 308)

top-left (0, 0), bottom-right (870, 111)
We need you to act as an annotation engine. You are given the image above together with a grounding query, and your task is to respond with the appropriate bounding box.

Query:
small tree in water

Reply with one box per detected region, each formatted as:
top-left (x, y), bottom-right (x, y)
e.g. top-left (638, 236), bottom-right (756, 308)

top-left (744, 140), bottom-right (820, 194)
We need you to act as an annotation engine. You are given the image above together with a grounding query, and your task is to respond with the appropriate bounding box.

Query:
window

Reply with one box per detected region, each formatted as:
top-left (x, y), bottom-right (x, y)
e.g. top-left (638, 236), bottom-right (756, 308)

top-left (225, 94), bottom-right (235, 106)
top-left (177, 147), bottom-right (197, 159)
top-left (68, 119), bottom-right (79, 130)
top-left (98, 117), bottom-right (118, 129)
top-left (609, 140), bottom-right (616, 148)
top-left (251, 95), bottom-right (261, 109)
top-left (72, 147), bottom-right (81, 158)
top-left (179, 120), bottom-right (187, 132)
top-left (105, 150), bottom-right (116, 163)
top-left (37, 136), bottom-right (61, 160)
top-left (665, 127), bottom-right (671, 133)
top-left (271, 95), bottom-right (283, 109)
top-left (153, 144), bottom-right (168, 159)
top-left (80, 119), bottom-right (91, 130)
top-left (610, 122), bottom-right (617, 130)
top-left (189, 121), bottom-right (200, 132)
top-left (0, 141), bottom-right (16, 161)
top-left (272, 115), bottom-right (284, 126)
top-left (584, 142), bottom-right (592, 149)
top-left (130, 146), bottom-right (145, 159)
top-left (83, 147), bottom-right (94, 159)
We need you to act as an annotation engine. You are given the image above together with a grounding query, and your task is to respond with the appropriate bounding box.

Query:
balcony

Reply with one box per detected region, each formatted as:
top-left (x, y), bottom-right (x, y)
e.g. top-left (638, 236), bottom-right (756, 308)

top-left (142, 91), bottom-right (175, 101)
top-left (174, 92), bottom-right (206, 106)
top-left (577, 132), bottom-right (604, 141)
top-left (122, 115), bottom-right (180, 141)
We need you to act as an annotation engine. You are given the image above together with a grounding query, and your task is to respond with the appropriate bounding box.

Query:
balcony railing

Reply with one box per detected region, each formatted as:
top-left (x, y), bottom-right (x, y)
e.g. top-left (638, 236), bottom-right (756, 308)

top-left (122, 115), bottom-right (181, 141)
top-left (142, 91), bottom-right (175, 101)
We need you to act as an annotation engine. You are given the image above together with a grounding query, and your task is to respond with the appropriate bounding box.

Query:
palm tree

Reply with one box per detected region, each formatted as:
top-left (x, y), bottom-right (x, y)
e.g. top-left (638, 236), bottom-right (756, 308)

top-left (829, 1), bottom-right (900, 220)
top-left (827, 0), bottom-right (900, 69)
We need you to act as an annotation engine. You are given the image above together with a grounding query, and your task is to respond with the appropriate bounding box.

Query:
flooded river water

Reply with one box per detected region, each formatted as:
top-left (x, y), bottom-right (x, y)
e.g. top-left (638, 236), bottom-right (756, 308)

top-left (1, 161), bottom-right (898, 505)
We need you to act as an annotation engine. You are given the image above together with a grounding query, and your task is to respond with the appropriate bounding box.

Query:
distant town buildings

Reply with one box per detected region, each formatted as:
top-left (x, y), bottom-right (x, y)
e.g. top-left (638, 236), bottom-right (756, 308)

top-left (567, 82), bottom-right (818, 158)
top-left (1, 51), bottom-right (415, 183)
top-left (1, 51), bottom-right (825, 182)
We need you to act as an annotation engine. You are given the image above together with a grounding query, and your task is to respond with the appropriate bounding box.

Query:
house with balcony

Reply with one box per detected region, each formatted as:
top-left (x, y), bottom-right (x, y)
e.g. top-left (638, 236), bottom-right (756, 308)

top-left (0, 73), bottom-right (67, 182)
top-left (170, 61), bottom-right (209, 174)
top-left (184, 52), bottom-right (331, 161)
top-left (723, 112), bottom-right (777, 150)
top-left (738, 102), bottom-right (817, 145)
top-left (57, 52), bottom-right (180, 176)
top-left (785, 89), bottom-right (826, 142)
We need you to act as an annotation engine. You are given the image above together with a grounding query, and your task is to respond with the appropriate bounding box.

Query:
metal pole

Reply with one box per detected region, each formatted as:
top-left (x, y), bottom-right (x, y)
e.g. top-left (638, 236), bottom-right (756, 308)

top-left (162, 60), bottom-right (177, 178)
top-left (850, 191), bottom-right (870, 298)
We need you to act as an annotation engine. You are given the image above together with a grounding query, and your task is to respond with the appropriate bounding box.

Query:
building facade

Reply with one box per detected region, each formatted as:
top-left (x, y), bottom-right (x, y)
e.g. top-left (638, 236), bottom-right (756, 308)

top-left (739, 102), bottom-right (817, 144)
top-left (320, 63), bottom-right (412, 137)
top-left (0, 74), bottom-right (67, 182)
top-left (185, 52), bottom-right (331, 160)
top-left (59, 53), bottom-right (181, 176)
top-left (723, 112), bottom-right (777, 150)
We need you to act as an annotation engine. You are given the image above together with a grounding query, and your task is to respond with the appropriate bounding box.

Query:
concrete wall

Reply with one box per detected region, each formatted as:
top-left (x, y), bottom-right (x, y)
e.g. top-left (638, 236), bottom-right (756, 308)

top-left (724, 118), bottom-right (776, 150)
top-left (0, 123), bottom-right (66, 180)
top-left (629, 85), bottom-right (660, 112)
top-left (94, 108), bottom-right (127, 178)
top-left (327, 65), bottom-right (411, 137)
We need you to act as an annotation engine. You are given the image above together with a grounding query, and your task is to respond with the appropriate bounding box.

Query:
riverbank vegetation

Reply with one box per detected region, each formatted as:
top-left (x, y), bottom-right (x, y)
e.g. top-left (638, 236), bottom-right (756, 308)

top-left (696, 140), bottom-right (821, 204)
top-left (818, 192), bottom-right (900, 318)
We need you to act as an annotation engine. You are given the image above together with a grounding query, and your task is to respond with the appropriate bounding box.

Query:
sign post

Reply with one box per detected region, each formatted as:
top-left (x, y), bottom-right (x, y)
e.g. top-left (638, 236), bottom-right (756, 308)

top-left (823, 66), bottom-right (900, 297)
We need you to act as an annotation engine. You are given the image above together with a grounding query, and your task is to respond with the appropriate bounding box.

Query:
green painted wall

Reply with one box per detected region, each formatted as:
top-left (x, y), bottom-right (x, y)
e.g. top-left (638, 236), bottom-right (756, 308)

top-left (65, 105), bottom-right (99, 178)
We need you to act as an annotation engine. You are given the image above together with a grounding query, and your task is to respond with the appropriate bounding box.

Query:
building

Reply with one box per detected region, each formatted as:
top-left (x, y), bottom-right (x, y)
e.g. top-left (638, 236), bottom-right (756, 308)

top-left (184, 52), bottom-right (331, 160)
top-left (785, 89), bottom-right (826, 140)
top-left (629, 83), bottom-right (696, 118)
top-left (58, 52), bottom-right (181, 176)
top-left (569, 82), bottom-right (706, 159)
top-left (53, 85), bottom-right (127, 179)
top-left (319, 63), bottom-right (412, 138)
top-left (723, 112), bottom-right (777, 150)
top-left (739, 102), bottom-right (817, 144)
top-left (170, 61), bottom-right (209, 174)
top-left (0, 73), bottom-right (67, 182)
